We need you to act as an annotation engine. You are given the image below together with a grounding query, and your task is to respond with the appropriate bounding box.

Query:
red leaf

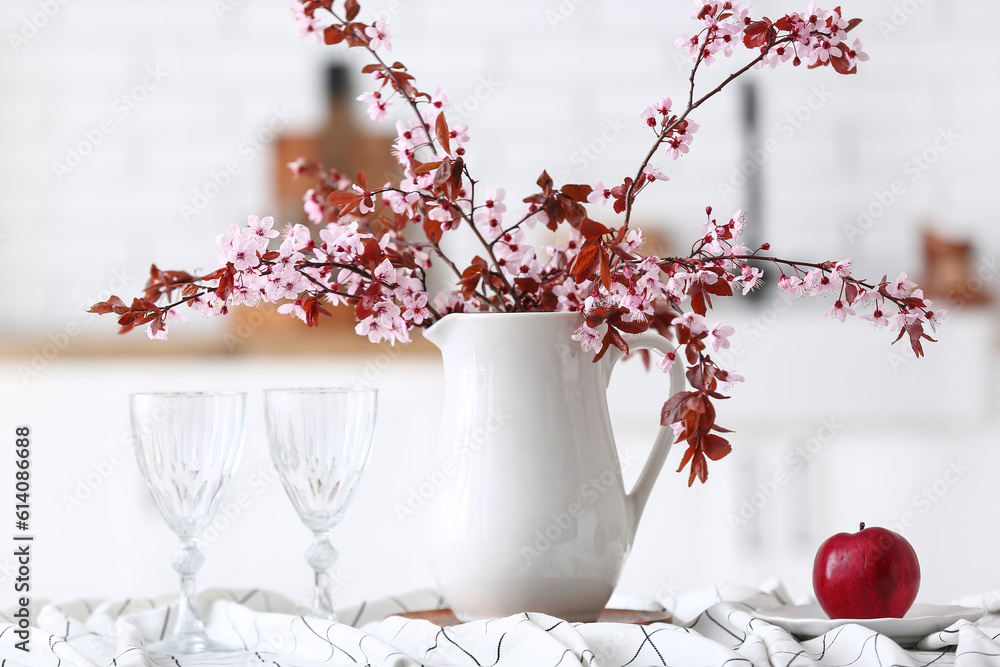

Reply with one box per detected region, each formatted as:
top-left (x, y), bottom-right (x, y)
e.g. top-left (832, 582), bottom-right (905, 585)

top-left (327, 191), bottom-right (362, 216)
top-left (324, 26), bottom-right (346, 45)
top-left (689, 450), bottom-right (708, 486)
top-left (435, 113), bottom-right (451, 156)
top-left (830, 51), bottom-right (857, 75)
top-left (702, 433), bottom-right (732, 461)
top-left (844, 281), bottom-right (858, 305)
top-left (560, 184), bottom-right (593, 202)
top-left (607, 327), bottom-right (629, 354)
top-left (579, 217), bottom-right (610, 240)
top-left (514, 277), bottom-right (539, 293)
top-left (743, 19), bottom-right (774, 49)
top-left (412, 160), bottom-right (443, 175)
top-left (569, 243), bottom-right (600, 283)
top-left (360, 237), bottom-right (384, 267)
top-left (536, 170), bottom-right (553, 192)
top-left (660, 390), bottom-right (696, 426)
top-left (423, 215), bottom-right (443, 244)
top-left (89, 295), bottom-right (128, 315)
top-left (345, 0), bottom-right (360, 21)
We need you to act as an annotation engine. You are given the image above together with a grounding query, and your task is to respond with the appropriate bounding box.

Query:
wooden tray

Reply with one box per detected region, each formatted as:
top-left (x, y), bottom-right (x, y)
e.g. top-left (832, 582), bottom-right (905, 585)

top-left (397, 608), bottom-right (673, 626)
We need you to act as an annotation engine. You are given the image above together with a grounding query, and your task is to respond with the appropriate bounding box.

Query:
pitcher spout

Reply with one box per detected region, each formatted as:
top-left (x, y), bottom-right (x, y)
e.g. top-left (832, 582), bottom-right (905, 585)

top-left (422, 313), bottom-right (455, 349)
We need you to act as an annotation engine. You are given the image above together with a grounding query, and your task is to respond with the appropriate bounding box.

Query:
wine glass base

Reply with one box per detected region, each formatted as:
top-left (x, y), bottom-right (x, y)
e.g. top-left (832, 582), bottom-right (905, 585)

top-left (146, 632), bottom-right (237, 655)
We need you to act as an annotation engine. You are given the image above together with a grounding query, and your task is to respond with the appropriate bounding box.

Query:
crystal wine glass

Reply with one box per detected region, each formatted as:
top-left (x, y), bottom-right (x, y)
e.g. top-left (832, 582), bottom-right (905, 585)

top-left (129, 391), bottom-right (246, 654)
top-left (264, 387), bottom-right (377, 621)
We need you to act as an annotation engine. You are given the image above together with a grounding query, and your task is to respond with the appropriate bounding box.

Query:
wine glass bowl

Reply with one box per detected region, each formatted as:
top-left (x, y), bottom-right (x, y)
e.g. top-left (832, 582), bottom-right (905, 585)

top-left (264, 387), bottom-right (377, 620)
top-left (130, 391), bottom-right (246, 654)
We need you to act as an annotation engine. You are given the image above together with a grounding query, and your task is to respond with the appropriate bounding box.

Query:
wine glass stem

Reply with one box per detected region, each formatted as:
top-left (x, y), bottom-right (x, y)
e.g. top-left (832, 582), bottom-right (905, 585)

top-left (172, 538), bottom-right (207, 638)
top-left (314, 569), bottom-right (333, 618)
top-left (305, 530), bottom-right (338, 621)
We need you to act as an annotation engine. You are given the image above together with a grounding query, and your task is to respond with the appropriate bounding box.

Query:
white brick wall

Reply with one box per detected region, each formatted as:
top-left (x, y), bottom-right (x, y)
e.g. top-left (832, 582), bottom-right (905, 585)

top-left (2, 0), bottom-right (996, 334)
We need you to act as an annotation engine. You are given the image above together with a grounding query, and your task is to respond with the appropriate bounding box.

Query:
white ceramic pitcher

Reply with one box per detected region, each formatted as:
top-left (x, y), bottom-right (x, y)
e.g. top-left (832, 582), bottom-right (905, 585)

top-left (423, 311), bottom-right (685, 621)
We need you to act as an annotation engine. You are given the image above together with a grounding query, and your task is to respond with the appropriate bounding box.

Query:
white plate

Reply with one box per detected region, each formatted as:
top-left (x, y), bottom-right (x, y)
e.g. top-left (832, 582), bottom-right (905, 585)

top-left (754, 603), bottom-right (986, 644)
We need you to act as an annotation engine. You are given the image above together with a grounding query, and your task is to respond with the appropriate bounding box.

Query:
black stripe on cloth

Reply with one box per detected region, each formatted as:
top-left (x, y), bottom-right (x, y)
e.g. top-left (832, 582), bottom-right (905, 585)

top-left (440, 627), bottom-right (481, 666)
top-left (300, 616), bottom-right (355, 663)
top-left (114, 598), bottom-right (131, 617)
top-left (158, 607), bottom-right (171, 641)
top-left (706, 610), bottom-right (745, 642)
top-left (782, 649), bottom-right (806, 666)
top-left (352, 600), bottom-right (368, 627)
top-left (548, 648), bottom-right (573, 667)
top-left (641, 626), bottom-right (667, 665)
top-left (238, 589), bottom-right (260, 605)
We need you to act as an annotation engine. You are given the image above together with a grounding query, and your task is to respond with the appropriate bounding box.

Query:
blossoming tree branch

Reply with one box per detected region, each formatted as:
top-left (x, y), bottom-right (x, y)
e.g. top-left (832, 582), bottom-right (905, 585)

top-left (91, 1), bottom-right (942, 485)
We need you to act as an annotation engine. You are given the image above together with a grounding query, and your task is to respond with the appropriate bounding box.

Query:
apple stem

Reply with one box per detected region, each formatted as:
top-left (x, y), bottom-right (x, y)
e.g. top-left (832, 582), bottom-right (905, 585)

top-left (860, 522), bottom-right (866, 530)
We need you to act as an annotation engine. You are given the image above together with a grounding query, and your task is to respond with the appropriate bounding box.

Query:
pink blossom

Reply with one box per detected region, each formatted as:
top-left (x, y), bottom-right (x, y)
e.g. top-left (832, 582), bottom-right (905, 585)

top-left (832, 258), bottom-right (853, 280)
top-left (809, 271), bottom-right (839, 296)
top-left (478, 187), bottom-right (506, 217)
top-left (450, 124), bottom-right (469, 147)
top-left (303, 189), bottom-right (325, 224)
top-left (427, 87), bottom-right (449, 122)
top-left (146, 322), bottom-right (169, 340)
top-left (428, 203), bottom-right (455, 229)
top-left (587, 181), bottom-right (611, 206)
top-left (290, 1), bottom-right (322, 43)
top-left (355, 300), bottom-right (410, 345)
top-left (572, 324), bottom-right (602, 352)
top-left (778, 275), bottom-right (807, 296)
top-left (664, 120), bottom-right (698, 159)
top-left (226, 236), bottom-right (260, 272)
top-left (860, 307), bottom-right (889, 327)
top-left (717, 366), bottom-right (745, 393)
top-left (285, 223), bottom-right (313, 251)
top-left (351, 184), bottom-right (375, 214)
top-left (265, 266), bottom-right (308, 302)
top-left (825, 300), bottom-right (856, 323)
top-left (277, 301), bottom-right (308, 323)
top-left (654, 97), bottom-right (672, 115)
top-left (373, 258), bottom-right (397, 284)
top-left (364, 17), bottom-right (393, 52)
top-left (656, 350), bottom-right (677, 373)
top-left (247, 215), bottom-right (279, 250)
top-left (729, 209), bottom-right (747, 237)
top-left (357, 90), bottom-right (389, 122)
top-left (925, 309), bottom-right (947, 332)
top-left (707, 323), bottom-right (735, 352)
top-left (888, 272), bottom-right (917, 298)
top-left (622, 229), bottom-right (643, 253)
top-left (287, 157), bottom-right (310, 175)
top-left (642, 164), bottom-right (669, 183)
top-left (639, 104), bottom-right (658, 129)
top-left (320, 221), bottom-right (366, 258)
top-left (891, 309), bottom-right (920, 331)
top-left (677, 311), bottom-right (708, 335)
top-left (851, 38), bottom-right (870, 63)
top-left (740, 265), bottom-right (763, 295)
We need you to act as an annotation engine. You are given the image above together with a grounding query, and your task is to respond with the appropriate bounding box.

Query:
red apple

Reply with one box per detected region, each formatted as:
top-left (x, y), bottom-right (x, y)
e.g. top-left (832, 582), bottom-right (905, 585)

top-left (812, 522), bottom-right (920, 619)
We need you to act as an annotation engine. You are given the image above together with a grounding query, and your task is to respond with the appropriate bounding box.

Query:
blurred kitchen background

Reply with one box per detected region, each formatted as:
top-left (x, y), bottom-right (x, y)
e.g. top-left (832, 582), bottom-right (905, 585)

top-left (1, 0), bottom-right (998, 611)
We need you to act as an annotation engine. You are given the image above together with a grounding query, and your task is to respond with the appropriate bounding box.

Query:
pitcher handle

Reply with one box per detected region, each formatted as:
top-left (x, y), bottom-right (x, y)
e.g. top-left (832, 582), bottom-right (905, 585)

top-left (605, 333), bottom-right (685, 539)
